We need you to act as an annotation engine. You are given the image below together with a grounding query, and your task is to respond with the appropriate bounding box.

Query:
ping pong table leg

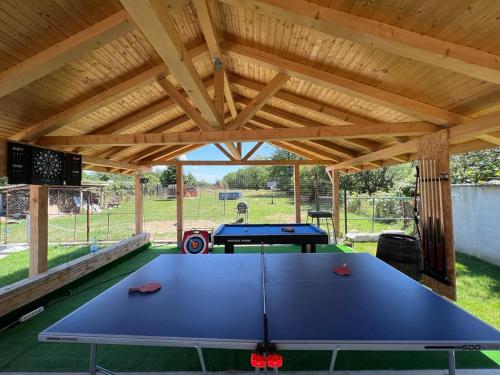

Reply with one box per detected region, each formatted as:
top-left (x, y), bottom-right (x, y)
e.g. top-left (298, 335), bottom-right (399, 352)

top-left (89, 344), bottom-right (97, 375)
top-left (328, 350), bottom-right (338, 374)
top-left (448, 350), bottom-right (456, 375)
top-left (195, 346), bottom-right (207, 374)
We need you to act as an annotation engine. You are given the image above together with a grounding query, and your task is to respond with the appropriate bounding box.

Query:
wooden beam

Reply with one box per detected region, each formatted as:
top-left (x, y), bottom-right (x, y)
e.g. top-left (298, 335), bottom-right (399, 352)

top-left (214, 63), bottom-right (225, 124)
top-left (214, 143), bottom-right (236, 160)
top-left (223, 0), bottom-right (500, 85)
top-left (330, 139), bottom-right (418, 171)
top-left (224, 142), bottom-right (242, 160)
top-left (270, 141), bottom-right (322, 161)
top-left (121, 0), bottom-right (221, 128)
top-left (475, 134), bottom-right (500, 146)
top-left (294, 164), bottom-right (301, 223)
top-left (226, 72), bottom-right (289, 130)
top-left (192, 0), bottom-right (238, 118)
top-left (39, 122), bottom-right (437, 147)
top-left (157, 78), bottom-right (213, 131)
top-left (448, 111), bottom-right (500, 143)
top-left (0, 10), bottom-right (134, 98)
top-left (230, 74), bottom-right (405, 153)
top-left (11, 64), bottom-right (167, 142)
top-left (0, 234), bottom-right (150, 319)
top-left (82, 156), bottom-right (150, 172)
top-left (149, 144), bottom-right (203, 163)
top-left (330, 169), bottom-right (341, 238)
top-left (332, 111), bottom-right (500, 170)
top-left (223, 42), bottom-right (468, 125)
top-left (135, 173), bottom-right (144, 235)
top-left (229, 73), bottom-right (377, 125)
top-left (176, 164), bottom-right (184, 247)
top-left (29, 185), bottom-right (48, 277)
top-left (242, 142), bottom-right (263, 161)
top-left (104, 117), bottom-right (196, 161)
top-left (148, 159), bottom-right (330, 166)
top-left (0, 139), bottom-right (6, 177)
top-left (247, 113), bottom-right (358, 160)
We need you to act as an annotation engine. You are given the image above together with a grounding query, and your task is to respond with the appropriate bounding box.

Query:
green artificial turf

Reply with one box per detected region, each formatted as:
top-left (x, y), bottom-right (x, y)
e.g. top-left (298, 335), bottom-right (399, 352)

top-left (0, 244), bottom-right (498, 372)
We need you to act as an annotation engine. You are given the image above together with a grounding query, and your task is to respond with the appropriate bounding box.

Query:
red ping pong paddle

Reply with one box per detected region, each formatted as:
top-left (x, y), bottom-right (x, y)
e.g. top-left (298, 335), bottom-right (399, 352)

top-left (128, 282), bottom-right (161, 294)
top-left (334, 263), bottom-right (351, 276)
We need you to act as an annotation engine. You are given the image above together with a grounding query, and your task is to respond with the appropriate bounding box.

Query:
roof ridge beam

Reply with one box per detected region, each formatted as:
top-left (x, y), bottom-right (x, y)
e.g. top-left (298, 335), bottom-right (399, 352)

top-left (121, 0), bottom-right (221, 128)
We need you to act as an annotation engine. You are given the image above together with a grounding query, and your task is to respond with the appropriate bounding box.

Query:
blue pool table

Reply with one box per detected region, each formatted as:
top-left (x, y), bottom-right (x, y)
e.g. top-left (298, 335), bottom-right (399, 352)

top-left (213, 223), bottom-right (329, 253)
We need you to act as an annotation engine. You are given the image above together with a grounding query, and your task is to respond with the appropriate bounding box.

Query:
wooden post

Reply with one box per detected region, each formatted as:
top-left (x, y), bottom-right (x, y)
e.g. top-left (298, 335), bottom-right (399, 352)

top-left (417, 131), bottom-right (456, 300)
top-left (176, 164), bottom-right (184, 248)
top-left (135, 173), bottom-right (144, 235)
top-left (294, 165), bottom-right (301, 223)
top-left (331, 170), bottom-right (340, 238)
top-left (0, 139), bottom-right (6, 177)
top-left (29, 185), bottom-right (48, 277)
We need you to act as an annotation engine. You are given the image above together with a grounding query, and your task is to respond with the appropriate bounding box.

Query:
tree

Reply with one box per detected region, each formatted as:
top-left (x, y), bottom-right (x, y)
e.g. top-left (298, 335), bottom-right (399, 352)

top-left (159, 166), bottom-right (176, 186)
top-left (450, 148), bottom-right (500, 184)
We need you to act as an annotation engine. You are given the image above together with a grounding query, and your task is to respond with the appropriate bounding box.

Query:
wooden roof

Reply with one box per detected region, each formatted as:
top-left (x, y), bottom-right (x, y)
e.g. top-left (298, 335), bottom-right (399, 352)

top-left (0, 0), bottom-right (499, 174)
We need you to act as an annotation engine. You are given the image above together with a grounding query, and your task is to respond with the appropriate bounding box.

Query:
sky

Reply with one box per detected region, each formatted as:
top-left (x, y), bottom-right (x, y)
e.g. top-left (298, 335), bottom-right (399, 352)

top-left (153, 142), bottom-right (278, 182)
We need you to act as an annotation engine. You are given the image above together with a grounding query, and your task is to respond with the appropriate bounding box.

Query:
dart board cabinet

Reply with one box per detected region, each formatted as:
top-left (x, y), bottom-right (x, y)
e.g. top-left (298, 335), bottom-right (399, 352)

top-left (6, 142), bottom-right (82, 186)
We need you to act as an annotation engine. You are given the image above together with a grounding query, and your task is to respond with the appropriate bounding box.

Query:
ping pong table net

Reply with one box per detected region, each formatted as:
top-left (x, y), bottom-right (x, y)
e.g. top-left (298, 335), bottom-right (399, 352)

top-left (251, 245), bottom-right (283, 370)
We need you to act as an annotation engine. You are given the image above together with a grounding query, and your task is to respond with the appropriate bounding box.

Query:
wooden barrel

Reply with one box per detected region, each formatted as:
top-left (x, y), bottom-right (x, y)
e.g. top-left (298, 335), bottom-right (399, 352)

top-left (376, 233), bottom-right (422, 281)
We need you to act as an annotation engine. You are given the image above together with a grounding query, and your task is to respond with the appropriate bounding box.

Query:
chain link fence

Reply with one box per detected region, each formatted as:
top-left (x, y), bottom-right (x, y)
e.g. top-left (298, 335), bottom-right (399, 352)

top-left (0, 180), bottom-right (416, 246)
top-left (0, 184), bottom-right (136, 245)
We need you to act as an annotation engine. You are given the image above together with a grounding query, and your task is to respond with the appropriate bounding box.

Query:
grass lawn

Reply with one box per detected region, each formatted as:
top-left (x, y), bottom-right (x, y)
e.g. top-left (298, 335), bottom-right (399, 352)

top-left (351, 242), bottom-right (500, 329)
top-left (0, 245), bottom-right (95, 288)
top-left (2, 189), bottom-right (413, 244)
top-left (0, 244), bottom-right (498, 372)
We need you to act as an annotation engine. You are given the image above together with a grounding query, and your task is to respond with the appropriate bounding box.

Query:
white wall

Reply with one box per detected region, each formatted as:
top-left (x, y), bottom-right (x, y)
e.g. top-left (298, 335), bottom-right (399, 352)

top-left (452, 184), bottom-right (500, 266)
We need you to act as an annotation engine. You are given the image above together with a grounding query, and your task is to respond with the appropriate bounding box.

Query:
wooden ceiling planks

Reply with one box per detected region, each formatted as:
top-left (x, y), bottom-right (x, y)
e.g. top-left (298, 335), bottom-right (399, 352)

top-left (0, 0), bottom-right (498, 174)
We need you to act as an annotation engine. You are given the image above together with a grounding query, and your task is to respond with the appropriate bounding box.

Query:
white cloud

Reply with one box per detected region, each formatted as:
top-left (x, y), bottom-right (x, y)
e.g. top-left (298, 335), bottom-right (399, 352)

top-left (178, 154), bottom-right (188, 161)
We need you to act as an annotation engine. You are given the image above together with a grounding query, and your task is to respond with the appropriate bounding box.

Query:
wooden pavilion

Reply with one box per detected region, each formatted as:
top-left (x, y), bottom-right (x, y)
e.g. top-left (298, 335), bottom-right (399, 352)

top-left (1, 0), bottom-right (500, 310)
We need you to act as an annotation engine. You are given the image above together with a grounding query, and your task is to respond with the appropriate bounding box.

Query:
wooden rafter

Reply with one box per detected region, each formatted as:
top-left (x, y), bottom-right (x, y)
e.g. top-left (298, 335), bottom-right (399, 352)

top-left (242, 142), bottom-right (264, 161)
top-left (229, 74), bottom-right (405, 149)
top-left (157, 78), bottom-right (212, 131)
top-left (142, 144), bottom-right (203, 164)
top-left (223, 0), bottom-right (500, 85)
top-left (11, 64), bottom-right (167, 142)
top-left (247, 118), bottom-right (357, 160)
top-left (121, 0), bottom-right (221, 128)
top-left (226, 72), bottom-right (289, 130)
top-left (223, 42), bottom-right (468, 125)
top-left (38, 121), bottom-right (437, 147)
top-left (192, 0), bottom-right (238, 118)
top-left (0, 10), bottom-right (134, 99)
top-left (99, 115), bottom-right (195, 160)
top-left (81, 156), bottom-right (150, 172)
top-left (214, 143), bottom-right (236, 161)
top-left (330, 111), bottom-right (500, 170)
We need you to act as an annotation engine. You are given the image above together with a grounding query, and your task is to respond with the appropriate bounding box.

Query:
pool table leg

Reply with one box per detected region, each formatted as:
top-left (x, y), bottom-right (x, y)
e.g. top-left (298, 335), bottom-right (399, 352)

top-left (225, 244), bottom-right (234, 254)
top-left (301, 244), bottom-right (316, 253)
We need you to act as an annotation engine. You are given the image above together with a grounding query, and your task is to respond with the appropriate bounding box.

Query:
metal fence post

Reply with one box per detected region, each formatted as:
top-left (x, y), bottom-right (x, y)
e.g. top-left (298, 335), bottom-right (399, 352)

top-left (371, 197), bottom-right (376, 233)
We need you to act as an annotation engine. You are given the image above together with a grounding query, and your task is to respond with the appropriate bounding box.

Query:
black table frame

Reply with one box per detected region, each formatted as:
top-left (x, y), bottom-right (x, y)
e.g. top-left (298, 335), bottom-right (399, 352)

top-left (213, 223), bottom-right (329, 253)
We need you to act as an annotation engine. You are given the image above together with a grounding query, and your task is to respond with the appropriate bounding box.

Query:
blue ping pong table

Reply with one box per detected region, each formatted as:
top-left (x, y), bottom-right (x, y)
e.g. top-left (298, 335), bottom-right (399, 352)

top-left (39, 253), bottom-right (500, 375)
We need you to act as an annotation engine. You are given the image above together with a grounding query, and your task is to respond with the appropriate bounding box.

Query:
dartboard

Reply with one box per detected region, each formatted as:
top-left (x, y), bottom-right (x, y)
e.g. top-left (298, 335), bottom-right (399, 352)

top-left (31, 147), bottom-right (64, 185)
